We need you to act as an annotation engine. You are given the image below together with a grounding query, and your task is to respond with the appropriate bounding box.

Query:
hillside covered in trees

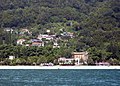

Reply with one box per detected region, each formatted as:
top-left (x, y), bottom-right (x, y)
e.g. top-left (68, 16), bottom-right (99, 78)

top-left (0, 0), bottom-right (120, 65)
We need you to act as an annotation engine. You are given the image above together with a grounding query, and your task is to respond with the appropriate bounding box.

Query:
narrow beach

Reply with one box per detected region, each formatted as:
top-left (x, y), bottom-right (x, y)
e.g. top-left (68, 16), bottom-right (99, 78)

top-left (0, 66), bottom-right (120, 69)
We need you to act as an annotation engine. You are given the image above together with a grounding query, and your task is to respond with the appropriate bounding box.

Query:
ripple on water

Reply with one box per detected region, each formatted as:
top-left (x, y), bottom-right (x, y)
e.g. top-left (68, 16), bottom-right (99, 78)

top-left (0, 69), bottom-right (120, 86)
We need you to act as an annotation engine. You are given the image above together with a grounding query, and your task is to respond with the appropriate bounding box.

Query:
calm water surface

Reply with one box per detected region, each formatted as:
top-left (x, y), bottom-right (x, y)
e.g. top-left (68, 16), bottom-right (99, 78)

top-left (0, 69), bottom-right (120, 86)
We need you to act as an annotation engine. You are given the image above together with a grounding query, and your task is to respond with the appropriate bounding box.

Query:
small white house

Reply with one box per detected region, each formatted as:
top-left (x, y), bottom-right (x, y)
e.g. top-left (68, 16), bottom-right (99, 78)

top-left (4, 28), bottom-right (13, 33)
top-left (58, 57), bottom-right (74, 65)
top-left (46, 29), bottom-right (50, 33)
top-left (20, 29), bottom-right (31, 34)
top-left (9, 56), bottom-right (15, 60)
top-left (17, 39), bottom-right (26, 45)
top-left (53, 42), bottom-right (60, 48)
top-left (37, 34), bottom-right (54, 40)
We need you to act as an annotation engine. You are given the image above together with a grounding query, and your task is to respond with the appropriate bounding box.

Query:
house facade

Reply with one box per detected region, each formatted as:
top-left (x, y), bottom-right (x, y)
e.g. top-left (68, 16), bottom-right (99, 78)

top-left (58, 52), bottom-right (89, 66)
top-left (72, 52), bottom-right (88, 65)
top-left (58, 57), bottom-right (74, 65)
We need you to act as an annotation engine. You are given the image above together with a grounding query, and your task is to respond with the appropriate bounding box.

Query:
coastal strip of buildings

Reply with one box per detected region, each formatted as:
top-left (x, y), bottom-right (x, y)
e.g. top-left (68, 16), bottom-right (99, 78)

top-left (1, 28), bottom-right (111, 66)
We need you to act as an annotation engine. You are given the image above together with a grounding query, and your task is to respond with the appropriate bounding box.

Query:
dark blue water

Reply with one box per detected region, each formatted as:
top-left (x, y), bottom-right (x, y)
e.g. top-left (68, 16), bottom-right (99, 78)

top-left (0, 70), bottom-right (120, 86)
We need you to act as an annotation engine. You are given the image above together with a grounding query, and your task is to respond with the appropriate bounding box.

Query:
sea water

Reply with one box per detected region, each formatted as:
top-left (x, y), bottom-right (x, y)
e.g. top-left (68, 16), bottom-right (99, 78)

top-left (0, 69), bottom-right (120, 86)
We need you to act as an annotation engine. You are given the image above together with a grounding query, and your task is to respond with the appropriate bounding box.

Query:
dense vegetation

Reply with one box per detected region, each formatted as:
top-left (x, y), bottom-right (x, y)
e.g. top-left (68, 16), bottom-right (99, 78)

top-left (0, 0), bottom-right (120, 65)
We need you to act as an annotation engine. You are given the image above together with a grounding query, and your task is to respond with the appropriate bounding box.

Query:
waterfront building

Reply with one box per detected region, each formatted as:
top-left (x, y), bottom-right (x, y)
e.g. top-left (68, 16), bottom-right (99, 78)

top-left (9, 56), bottom-right (15, 60)
top-left (72, 52), bottom-right (88, 65)
top-left (58, 52), bottom-right (89, 66)
top-left (95, 62), bottom-right (110, 66)
top-left (58, 57), bottom-right (74, 65)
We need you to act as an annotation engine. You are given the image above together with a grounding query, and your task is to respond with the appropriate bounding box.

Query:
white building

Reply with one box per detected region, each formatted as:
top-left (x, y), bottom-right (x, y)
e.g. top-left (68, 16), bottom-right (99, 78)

top-left (58, 52), bottom-right (89, 66)
top-left (53, 42), bottom-right (60, 48)
top-left (58, 57), bottom-right (74, 65)
top-left (37, 34), bottom-right (54, 40)
top-left (20, 29), bottom-right (32, 35)
top-left (4, 28), bottom-right (13, 33)
top-left (9, 56), bottom-right (15, 60)
top-left (72, 52), bottom-right (88, 65)
top-left (17, 39), bottom-right (26, 45)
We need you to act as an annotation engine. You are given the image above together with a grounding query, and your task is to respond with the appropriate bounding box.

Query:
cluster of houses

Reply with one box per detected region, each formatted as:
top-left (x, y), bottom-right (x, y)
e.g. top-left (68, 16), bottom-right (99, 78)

top-left (7, 51), bottom-right (89, 66)
top-left (17, 38), bottom-right (44, 47)
top-left (3, 28), bottom-right (111, 66)
top-left (17, 28), bottom-right (74, 48)
top-left (3, 28), bottom-right (74, 48)
top-left (38, 51), bottom-right (89, 66)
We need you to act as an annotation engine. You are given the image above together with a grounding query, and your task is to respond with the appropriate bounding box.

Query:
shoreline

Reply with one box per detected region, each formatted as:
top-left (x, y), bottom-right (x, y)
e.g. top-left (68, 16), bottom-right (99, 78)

top-left (0, 66), bottom-right (120, 69)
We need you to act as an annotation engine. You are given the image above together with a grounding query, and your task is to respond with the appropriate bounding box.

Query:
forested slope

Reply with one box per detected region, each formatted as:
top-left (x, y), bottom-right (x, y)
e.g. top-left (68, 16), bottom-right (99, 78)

top-left (0, 0), bottom-right (120, 64)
